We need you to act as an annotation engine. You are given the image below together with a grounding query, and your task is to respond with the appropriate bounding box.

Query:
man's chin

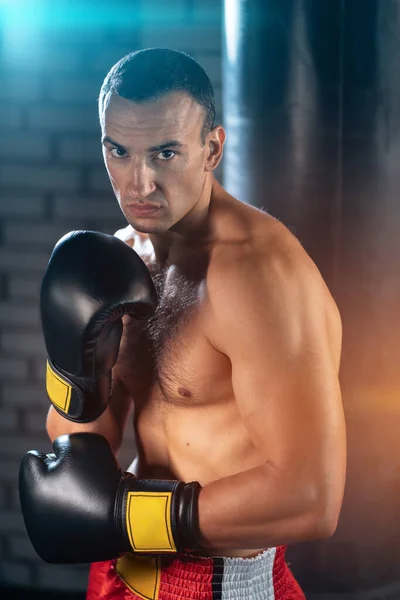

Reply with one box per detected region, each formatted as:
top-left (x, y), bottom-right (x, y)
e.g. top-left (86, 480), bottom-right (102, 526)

top-left (127, 219), bottom-right (170, 235)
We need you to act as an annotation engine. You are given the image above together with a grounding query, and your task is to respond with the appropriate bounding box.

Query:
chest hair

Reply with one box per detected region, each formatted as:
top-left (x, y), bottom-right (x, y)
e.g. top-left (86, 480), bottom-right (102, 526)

top-left (147, 269), bottom-right (201, 363)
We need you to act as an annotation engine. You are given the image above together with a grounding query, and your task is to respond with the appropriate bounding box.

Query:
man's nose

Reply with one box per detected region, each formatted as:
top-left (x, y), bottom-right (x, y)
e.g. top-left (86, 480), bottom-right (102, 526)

top-left (127, 163), bottom-right (156, 200)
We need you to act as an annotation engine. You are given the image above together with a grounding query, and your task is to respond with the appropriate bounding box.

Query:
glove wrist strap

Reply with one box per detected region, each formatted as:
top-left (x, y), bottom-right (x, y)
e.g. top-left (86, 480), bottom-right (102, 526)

top-left (46, 359), bottom-right (110, 422)
top-left (121, 477), bottom-right (202, 554)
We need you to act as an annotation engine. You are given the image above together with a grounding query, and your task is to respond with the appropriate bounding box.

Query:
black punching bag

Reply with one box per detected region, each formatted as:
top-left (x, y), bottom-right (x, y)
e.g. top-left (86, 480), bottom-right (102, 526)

top-left (223, 0), bottom-right (400, 597)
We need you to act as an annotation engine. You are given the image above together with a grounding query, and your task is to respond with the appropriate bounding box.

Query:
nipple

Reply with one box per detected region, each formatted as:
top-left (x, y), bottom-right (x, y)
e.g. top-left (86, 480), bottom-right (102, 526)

top-left (178, 387), bottom-right (192, 398)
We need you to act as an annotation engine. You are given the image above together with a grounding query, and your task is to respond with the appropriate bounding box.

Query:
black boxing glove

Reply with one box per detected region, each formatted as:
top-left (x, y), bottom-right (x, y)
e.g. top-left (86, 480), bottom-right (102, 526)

top-left (41, 230), bottom-right (157, 422)
top-left (19, 433), bottom-right (202, 563)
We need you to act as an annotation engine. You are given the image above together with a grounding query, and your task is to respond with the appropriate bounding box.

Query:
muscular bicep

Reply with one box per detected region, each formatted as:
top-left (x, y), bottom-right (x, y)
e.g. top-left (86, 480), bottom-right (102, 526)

top-left (209, 245), bottom-right (345, 502)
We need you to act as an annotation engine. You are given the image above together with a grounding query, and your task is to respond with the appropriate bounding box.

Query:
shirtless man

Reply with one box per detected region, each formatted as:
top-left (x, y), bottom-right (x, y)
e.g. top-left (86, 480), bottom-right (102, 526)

top-left (19, 49), bottom-right (346, 599)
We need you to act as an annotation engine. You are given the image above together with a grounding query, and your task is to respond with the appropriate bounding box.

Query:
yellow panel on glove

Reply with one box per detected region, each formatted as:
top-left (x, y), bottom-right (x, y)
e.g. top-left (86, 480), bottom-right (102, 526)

top-left (126, 492), bottom-right (176, 552)
top-left (46, 361), bottom-right (71, 414)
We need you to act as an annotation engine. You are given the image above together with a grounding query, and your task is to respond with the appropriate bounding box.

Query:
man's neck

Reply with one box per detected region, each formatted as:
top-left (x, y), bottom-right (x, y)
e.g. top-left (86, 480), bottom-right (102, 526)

top-left (149, 176), bottom-right (216, 264)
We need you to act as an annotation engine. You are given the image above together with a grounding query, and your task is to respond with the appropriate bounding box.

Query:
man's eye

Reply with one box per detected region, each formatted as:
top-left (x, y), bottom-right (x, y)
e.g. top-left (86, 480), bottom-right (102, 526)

top-left (157, 150), bottom-right (176, 161)
top-left (110, 147), bottom-right (127, 158)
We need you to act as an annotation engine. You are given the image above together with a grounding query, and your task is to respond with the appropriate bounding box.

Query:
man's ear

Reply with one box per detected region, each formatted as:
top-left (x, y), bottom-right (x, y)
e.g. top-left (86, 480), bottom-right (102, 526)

top-left (205, 126), bottom-right (226, 172)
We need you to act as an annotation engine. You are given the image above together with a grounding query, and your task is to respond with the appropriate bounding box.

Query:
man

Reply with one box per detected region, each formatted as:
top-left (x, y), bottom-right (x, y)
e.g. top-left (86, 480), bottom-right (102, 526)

top-left (21, 48), bottom-right (346, 599)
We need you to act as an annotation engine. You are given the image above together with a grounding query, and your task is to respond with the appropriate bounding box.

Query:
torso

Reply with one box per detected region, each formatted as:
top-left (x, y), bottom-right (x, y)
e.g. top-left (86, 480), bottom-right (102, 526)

top-left (114, 187), bottom-right (340, 557)
top-left (118, 259), bottom-right (262, 485)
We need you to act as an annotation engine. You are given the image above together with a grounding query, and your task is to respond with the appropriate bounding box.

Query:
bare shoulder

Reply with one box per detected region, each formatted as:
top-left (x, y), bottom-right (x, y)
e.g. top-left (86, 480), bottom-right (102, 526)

top-left (114, 224), bottom-right (135, 247)
top-left (212, 204), bottom-right (336, 306)
top-left (208, 205), bottom-right (342, 363)
top-left (113, 225), bottom-right (154, 265)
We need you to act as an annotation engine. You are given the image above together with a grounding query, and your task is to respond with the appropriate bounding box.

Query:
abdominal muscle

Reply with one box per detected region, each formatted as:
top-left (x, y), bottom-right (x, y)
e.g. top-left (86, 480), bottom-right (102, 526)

top-left (116, 250), bottom-right (270, 558)
top-left (126, 384), bottom-right (269, 559)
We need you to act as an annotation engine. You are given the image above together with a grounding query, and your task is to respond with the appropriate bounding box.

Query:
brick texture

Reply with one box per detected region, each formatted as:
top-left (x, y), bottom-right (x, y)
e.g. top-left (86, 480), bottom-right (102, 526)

top-left (0, 0), bottom-right (223, 593)
top-left (0, 133), bottom-right (51, 161)
top-left (0, 194), bottom-right (46, 218)
top-left (0, 164), bottom-right (82, 191)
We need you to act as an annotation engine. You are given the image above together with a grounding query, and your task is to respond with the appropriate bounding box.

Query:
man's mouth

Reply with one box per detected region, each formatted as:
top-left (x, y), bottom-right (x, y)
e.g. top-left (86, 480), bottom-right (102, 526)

top-left (125, 203), bottom-right (161, 218)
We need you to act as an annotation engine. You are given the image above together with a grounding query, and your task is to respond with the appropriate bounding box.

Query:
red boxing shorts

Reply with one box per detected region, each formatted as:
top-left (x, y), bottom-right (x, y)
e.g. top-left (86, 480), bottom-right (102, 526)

top-left (86, 546), bottom-right (305, 600)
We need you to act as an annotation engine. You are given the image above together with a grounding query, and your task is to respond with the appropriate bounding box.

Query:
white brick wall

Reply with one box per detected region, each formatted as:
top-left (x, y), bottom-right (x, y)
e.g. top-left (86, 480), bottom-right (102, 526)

top-left (0, 0), bottom-right (223, 593)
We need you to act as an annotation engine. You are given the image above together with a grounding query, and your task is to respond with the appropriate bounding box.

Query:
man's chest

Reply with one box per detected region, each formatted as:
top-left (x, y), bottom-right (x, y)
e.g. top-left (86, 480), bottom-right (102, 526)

top-left (116, 267), bottom-right (231, 407)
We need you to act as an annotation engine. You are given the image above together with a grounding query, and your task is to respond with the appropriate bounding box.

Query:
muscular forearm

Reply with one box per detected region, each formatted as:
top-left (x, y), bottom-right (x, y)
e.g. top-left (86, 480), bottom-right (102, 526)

top-left (46, 405), bottom-right (124, 453)
top-left (198, 463), bottom-right (339, 549)
top-left (46, 376), bottom-right (133, 452)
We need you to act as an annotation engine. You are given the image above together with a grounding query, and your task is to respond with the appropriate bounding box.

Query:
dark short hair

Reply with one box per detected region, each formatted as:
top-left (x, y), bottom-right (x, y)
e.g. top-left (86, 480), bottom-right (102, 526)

top-left (99, 48), bottom-right (216, 143)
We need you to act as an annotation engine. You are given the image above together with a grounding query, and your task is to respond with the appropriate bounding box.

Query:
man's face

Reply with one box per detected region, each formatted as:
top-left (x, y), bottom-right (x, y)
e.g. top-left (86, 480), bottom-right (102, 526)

top-left (101, 92), bottom-right (212, 234)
